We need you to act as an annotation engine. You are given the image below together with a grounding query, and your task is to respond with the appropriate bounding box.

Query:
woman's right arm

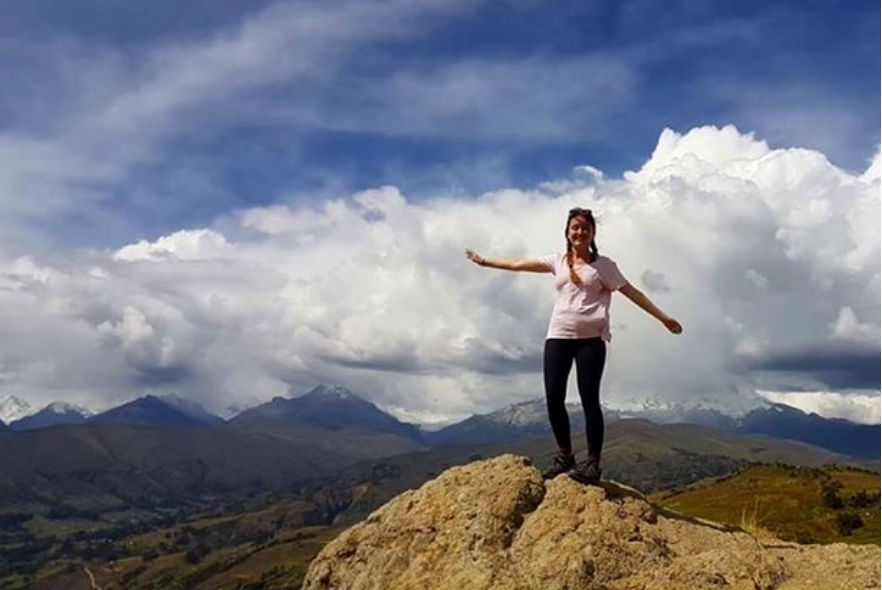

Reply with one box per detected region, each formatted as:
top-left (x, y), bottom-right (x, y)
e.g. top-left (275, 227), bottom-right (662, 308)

top-left (464, 249), bottom-right (550, 273)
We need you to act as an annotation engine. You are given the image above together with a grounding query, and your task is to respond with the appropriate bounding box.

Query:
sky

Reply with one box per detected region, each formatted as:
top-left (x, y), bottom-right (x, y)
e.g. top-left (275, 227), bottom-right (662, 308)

top-left (0, 0), bottom-right (879, 426)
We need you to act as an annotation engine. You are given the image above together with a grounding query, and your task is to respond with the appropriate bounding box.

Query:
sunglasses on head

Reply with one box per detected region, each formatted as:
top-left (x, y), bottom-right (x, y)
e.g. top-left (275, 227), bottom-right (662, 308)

top-left (568, 207), bottom-right (592, 216)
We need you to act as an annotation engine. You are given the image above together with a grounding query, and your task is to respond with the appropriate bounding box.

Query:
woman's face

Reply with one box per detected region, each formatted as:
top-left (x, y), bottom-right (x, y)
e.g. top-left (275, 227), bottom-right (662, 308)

top-left (567, 215), bottom-right (594, 248)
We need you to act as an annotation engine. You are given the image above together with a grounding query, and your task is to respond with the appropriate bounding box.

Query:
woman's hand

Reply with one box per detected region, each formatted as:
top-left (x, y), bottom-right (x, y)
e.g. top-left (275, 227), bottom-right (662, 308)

top-left (464, 248), bottom-right (485, 266)
top-left (661, 316), bottom-right (683, 334)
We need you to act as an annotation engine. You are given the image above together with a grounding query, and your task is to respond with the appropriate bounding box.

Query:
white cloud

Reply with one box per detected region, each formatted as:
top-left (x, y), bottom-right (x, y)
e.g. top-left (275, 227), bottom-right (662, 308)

top-left (831, 307), bottom-right (878, 345)
top-left (860, 150), bottom-right (880, 184)
top-left (113, 229), bottom-right (234, 262)
top-left (0, 126), bottom-right (877, 423)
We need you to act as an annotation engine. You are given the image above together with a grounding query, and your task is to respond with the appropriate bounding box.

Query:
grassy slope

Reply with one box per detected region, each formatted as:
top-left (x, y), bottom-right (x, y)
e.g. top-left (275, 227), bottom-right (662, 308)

top-left (649, 465), bottom-right (880, 545)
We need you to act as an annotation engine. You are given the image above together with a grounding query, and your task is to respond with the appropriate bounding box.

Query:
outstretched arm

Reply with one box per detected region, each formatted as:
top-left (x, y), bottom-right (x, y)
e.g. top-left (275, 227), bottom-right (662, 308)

top-left (464, 249), bottom-right (550, 273)
top-left (619, 283), bottom-right (683, 334)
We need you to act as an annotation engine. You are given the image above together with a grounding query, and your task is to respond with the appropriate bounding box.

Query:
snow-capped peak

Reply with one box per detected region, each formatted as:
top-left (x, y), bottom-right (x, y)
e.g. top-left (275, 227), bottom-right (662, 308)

top-left (43, 401), bottom-right (93, 417)
top-left (486, 399), bottom-right (546, 427)
top-left (310, 384), bottom-right (356, 400)
top-left (605, 395), bottom-right (764, 418)
top-left (0, 395), bottom-right (35, 423)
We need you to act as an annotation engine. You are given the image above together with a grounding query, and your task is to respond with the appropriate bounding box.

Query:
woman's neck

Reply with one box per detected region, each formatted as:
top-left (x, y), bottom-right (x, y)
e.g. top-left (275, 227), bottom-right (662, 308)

top-left (571, 246), bottom-right (592, 262)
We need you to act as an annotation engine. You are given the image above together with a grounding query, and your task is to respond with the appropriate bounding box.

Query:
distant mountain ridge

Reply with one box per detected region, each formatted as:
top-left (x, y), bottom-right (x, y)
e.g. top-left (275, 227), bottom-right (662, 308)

top-left (4, 387), bottom-right (877, 459)
top-left (228, 385), bottom-right (422, 442)
top-left (606, 400), bottom-right (879, 459)
top-left (734, 402), bottom-right (879, 459)
top-left (2, 385), bottom-right (423, 440)
top-left (88, 394), bottom-right (220, 428)
top-left (423, 399), bottom-right (583, 447)
top-left (9, 401), bottom-right (92, 431)
top-left (427, 398), bottom-right (879, 459)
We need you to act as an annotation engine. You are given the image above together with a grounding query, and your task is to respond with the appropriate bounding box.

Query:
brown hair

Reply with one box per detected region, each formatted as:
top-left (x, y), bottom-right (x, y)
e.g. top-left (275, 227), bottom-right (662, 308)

top-left (565, 207), bottom-right (599, 285)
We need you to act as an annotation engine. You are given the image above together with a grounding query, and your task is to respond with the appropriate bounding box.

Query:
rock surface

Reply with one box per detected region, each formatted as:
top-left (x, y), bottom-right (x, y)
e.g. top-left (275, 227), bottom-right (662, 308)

top-left (302, 454), bottom-right (880, 590)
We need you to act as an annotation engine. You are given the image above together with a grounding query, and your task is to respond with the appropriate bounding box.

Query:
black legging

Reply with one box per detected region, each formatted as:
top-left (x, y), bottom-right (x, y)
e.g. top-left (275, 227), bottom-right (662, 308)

top-left (543, 337), bottom-right (607, 460)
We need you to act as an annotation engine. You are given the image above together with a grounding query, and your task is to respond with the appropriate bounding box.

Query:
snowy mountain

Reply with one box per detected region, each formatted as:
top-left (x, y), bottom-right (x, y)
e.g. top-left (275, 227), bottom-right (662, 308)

top-left (423, 399), bottom-right (585, 447)
top-left (606, 399), bottom-right (741, 431)
top-left (484, 399), bottom-right (549, 427)
top-left (9, 401), bottom-right (92, 431)
top-left (0, 395), bottom-right (34, 424)
top-left (424, 396), bottom-right (878, 458)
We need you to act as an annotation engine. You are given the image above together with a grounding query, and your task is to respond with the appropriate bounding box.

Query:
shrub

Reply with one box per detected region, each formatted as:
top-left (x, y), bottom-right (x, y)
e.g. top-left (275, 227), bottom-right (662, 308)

top-left (184, 544), bottom-right (211, 564)
top-left (821, 488), bottom-right (844, 510)
top-left (836, 513), bottom-right (863, 536)
top-left (847, 490), bottom-right (880, 509)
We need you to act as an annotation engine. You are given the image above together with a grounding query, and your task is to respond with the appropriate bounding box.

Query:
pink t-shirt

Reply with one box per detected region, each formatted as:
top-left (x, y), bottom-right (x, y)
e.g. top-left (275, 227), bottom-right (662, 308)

top-left (538, 253), bottom-right (629, 342)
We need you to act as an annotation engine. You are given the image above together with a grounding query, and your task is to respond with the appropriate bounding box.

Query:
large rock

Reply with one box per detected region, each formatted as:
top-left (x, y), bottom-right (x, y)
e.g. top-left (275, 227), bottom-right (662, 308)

top-left (302, 454), bottom-right (880, 590)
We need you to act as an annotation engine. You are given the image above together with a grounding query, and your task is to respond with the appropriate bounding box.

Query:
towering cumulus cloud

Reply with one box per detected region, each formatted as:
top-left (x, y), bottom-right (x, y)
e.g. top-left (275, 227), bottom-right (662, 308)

top-left (0, 126), bottom-right (878, 424)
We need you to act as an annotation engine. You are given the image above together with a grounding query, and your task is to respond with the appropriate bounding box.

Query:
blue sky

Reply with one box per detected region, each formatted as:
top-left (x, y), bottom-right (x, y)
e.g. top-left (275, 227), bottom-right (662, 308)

top-left (0, 0), bottom-right (878, 253)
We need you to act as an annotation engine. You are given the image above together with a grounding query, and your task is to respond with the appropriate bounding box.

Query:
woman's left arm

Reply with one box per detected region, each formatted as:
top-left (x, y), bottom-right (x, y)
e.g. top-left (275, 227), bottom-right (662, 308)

top-left (618, 284), bottom-right (683, 334)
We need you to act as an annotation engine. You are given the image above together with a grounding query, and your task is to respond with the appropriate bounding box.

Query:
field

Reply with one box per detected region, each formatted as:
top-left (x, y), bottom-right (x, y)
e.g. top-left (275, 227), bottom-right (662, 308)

top-left (650, 464), bottom-right (880, 545)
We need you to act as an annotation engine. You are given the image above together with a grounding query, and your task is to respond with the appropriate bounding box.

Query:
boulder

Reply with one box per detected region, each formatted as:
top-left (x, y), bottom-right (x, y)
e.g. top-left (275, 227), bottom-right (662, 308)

top-left (303, 454), bottom-right (880, 590)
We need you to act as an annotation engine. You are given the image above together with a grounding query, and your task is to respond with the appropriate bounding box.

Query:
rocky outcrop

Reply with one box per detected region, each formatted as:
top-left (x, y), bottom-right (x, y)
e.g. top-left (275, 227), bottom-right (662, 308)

top-left (302, 454), bottom-right (880, 590)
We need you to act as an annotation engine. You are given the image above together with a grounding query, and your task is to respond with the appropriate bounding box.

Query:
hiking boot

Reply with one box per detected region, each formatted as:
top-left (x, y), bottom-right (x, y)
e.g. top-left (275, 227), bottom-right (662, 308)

top-left (569, 459), bottom-right (602, 485)
top-left (541, 452), bottom-right (575, 479)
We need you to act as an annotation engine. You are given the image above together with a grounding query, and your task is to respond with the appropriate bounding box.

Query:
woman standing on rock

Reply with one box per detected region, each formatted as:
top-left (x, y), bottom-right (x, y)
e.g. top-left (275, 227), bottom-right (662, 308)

top-left (465, 207), bottom-right (682, 484)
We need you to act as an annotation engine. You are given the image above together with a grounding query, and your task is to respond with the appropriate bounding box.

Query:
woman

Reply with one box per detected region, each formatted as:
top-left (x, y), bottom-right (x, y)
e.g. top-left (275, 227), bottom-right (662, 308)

top-left (465, 207), bottom-right (682, 485)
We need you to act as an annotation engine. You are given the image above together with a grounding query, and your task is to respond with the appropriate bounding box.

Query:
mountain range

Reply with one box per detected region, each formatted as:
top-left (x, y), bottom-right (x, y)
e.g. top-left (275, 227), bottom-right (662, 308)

top-left (1, 386), bottom-right (878, 459)
top-left (424, 397), bottom-right (879, 459)
top-left (605, 400), bottom-right (880, 459)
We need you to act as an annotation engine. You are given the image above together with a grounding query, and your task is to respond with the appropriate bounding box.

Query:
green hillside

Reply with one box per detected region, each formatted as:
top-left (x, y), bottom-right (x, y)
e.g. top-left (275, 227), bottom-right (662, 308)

top-left (650, 464), bottom-right (880, 545)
